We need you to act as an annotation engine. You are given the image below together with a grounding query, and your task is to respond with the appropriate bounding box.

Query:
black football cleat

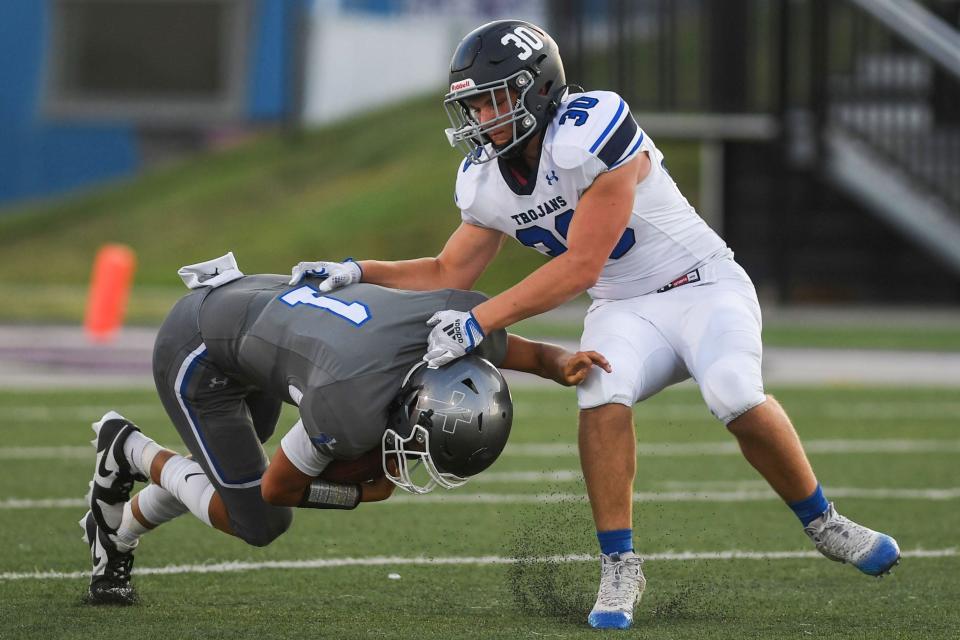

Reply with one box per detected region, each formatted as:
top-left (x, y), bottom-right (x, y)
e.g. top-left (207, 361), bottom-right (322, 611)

top-left (87, 411), bottom-right (147, 536)
top-left (80, 511), bottom-right (138, 606)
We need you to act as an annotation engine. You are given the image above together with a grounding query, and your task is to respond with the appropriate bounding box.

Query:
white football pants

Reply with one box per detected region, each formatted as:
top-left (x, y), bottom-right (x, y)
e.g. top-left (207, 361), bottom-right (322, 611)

top-left (577, 257), bottom-right (766, 424)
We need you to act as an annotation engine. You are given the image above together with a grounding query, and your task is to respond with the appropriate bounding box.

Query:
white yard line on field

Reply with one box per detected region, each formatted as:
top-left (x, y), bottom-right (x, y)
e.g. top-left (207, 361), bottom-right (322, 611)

top-left (3, 399), bottom-right (958, 424)
top-left (820, 402), bottom-right (960, 420)
top-left (0, 446), bottom-right (92, 460)
top-left (525, 400), bottom-right (960, 422)
top-left (503, 438), bottom-right (960, 457)
top-left (0, 444), bottom-right (182, 460)
top-left (0, 404), bottom-right (162, 422)
top-left (0, 548), bottom-right (955, 582)
top-left (4, 437), bottom-right (959, 461)
top-left (470, 470), bottom-right (583, 483)
top-left (387, 487), bottom-right (960, 503)
top-left (5, 486), bottom-right (960, 510)
top-left (0, 498), bottom-right (87, 508)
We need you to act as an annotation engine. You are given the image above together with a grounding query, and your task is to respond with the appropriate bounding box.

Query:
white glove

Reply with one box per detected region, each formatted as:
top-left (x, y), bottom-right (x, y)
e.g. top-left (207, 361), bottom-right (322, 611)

top-left (423, 310), bottom-right (485, 368)
top-left (289, 259), bottom-right (362, 292)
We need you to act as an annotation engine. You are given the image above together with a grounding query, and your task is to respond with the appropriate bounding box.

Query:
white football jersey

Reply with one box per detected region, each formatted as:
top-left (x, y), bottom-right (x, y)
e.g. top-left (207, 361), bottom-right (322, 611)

top-left (454, 90), bottom-right (730, 300)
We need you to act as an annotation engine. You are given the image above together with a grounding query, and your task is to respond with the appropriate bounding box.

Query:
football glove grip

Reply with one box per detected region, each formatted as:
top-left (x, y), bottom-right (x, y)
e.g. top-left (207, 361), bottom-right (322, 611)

top-left (288, 259), bottom-right (362, 292)
top-left (423, 309), bottom-right (485, 368)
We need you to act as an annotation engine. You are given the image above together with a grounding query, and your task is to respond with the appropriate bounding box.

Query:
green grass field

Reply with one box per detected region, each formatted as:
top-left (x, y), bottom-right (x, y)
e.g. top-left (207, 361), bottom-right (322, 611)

top-left (512, 316), bottom-right (960, 352)
top-left (0, 94), bottom-right (700, 325)
top-left (1, 385), bottom-right (959, 639)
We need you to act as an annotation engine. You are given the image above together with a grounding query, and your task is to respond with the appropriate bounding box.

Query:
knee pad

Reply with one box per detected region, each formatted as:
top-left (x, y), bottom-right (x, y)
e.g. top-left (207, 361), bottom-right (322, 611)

top-left (578, 341), bottom-right (686, 409)
top-left (234, 506), bottom-right (293, 547)
top-left (577, 367), bottom-right (636, 409)
top-left (577, 336), bottom-right (642, 409)
top-left (578, 303), bottom-right (687, 409)
top-left (698, 357), bottom-right (765, 424)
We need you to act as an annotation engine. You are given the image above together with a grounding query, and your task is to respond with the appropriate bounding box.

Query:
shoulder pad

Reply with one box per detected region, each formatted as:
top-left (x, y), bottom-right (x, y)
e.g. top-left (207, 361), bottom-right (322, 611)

top-left (454, 155), bottom-right (484, 211)
top-left (550, 90), bottom-right (641, 170)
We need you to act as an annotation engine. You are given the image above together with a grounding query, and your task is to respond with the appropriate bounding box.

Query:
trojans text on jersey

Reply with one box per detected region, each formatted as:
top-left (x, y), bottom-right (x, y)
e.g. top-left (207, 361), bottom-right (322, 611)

top-left (511, 196), bottom-right (568, 225)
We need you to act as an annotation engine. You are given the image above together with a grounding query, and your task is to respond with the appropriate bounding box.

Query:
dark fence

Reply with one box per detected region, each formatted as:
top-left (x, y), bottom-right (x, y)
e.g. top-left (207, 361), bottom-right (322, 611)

top-left (550, 0), bottom-right (960, 216)
top-left (549, 0), bottom-right (784, 114)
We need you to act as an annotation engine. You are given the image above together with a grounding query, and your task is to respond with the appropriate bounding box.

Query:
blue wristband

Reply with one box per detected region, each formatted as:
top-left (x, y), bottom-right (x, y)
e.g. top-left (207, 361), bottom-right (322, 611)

top-left (464, 312), bottom-right (485, 351)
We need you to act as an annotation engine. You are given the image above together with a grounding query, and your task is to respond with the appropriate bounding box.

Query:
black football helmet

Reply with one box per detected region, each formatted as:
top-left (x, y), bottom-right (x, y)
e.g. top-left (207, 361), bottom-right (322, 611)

top-left (444, 19), bottom-right (566, 164)
top-left (383, 356), bottom-right (513, 494)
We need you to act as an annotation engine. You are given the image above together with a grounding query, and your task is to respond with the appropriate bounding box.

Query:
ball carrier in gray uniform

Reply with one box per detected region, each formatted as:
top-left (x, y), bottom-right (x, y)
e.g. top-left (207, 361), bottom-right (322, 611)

top-left (81, 258), bottom-right (610, 605)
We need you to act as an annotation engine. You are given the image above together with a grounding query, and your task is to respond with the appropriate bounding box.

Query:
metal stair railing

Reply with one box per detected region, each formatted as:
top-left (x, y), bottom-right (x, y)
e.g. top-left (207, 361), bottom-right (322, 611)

top-left (815, 0), bottom-right (960, 218)
top-left (846, 0), bottom-right (960, 81)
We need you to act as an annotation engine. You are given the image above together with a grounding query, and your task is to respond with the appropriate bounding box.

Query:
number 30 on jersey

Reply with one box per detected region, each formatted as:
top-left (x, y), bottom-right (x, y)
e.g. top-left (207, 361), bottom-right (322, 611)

top-left (516, 209), bottom-right (636, 260)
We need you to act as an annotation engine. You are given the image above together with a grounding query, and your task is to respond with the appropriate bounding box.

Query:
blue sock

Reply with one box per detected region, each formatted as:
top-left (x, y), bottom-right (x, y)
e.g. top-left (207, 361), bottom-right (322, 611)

top-left (788, 484), bottom-right (830, 526)
top-left (597, 528), bottom-right (633, 556)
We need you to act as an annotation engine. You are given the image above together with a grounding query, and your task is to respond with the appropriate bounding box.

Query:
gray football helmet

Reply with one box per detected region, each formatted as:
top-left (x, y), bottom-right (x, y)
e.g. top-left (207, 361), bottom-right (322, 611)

top-left (383, 356), bottom-right (513, 494)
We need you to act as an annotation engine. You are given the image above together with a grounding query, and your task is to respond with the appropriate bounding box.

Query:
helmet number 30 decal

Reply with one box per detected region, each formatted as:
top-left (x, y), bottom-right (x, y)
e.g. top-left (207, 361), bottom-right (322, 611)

top-left (501, 26), bottom-right (544, 60)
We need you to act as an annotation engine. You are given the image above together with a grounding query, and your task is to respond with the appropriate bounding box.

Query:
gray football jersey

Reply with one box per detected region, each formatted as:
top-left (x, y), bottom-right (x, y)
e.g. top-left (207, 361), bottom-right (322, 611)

top-left (198, 275), bottom-right (507, 459)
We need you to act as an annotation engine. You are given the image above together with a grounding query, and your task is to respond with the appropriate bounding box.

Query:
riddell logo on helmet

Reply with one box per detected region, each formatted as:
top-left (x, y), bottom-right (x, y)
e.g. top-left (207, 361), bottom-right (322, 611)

top-left (450, 79), bottom-right (476, 93)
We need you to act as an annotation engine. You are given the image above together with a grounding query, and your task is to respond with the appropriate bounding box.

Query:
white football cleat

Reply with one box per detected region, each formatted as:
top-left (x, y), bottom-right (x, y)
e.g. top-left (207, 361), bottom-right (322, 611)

top-left (804, 503), bottom-right (901, 576)
top-left (587, 551), bottom-right (646, 629)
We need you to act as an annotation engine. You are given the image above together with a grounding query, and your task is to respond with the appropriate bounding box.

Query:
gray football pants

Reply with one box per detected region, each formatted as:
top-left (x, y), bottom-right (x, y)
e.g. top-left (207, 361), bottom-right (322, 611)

top-left (152, 291), bottom-right (292, 547)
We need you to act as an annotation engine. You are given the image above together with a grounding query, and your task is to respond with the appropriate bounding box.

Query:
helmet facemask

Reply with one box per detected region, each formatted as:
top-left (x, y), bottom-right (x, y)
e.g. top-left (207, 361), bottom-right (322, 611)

top-left (382, 414), bottom-right (468, 495)
top-left (382, 362), bottom-right (469, 494)
top-left (443, 70), bottom-right (538, 165)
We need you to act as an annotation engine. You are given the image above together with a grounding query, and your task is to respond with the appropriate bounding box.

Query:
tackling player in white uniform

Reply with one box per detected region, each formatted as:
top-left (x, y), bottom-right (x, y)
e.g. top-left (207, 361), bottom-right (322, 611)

top-left (454, 89), bottom-right (730, 302)
top-left (300, 20), bottom-right (901, 630)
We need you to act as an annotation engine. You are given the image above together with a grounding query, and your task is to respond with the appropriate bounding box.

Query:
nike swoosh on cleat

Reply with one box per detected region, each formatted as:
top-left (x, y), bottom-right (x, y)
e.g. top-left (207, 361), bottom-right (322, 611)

top-left (87, 519), bottom-right (106, 572)
top-left (96, 424), bottom-right (139, 482)
top-left (96, 450), bottom-right (115, 480)
top-left (96, 433), bottom-right (125, 480)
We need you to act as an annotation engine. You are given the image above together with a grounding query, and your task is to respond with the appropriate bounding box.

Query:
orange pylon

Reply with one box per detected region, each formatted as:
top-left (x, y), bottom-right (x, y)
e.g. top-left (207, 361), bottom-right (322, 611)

top-left (84, 244), bottom-right (137, 343)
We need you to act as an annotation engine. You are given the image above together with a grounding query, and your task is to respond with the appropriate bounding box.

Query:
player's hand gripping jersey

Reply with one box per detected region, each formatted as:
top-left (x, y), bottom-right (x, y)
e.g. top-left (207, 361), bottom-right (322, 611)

top-left (454, 91), bottom-right (730, 300)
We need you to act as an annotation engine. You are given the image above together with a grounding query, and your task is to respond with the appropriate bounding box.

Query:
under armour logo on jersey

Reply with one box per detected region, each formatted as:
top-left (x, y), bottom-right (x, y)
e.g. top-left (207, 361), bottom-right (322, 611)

top-left (208, 377), bottom-right (229, 389)
top-left (417, 391), bottom-right (474, 434)
top-left (310, 433), bottom-right (337, 447)
top-left (545, 170), bottom-right (559, 185)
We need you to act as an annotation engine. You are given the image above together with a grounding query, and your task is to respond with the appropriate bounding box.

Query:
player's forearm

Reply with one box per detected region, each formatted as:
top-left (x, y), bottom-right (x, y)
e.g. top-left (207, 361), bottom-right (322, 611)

top-left (536, 342), bottom-right (576, 384)
top-left (472, 253), bottom-right (598, 331)
top-left (357, 257), bottom-right (452, 291)
top-left (502, 334), bottom-right (572, 383)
